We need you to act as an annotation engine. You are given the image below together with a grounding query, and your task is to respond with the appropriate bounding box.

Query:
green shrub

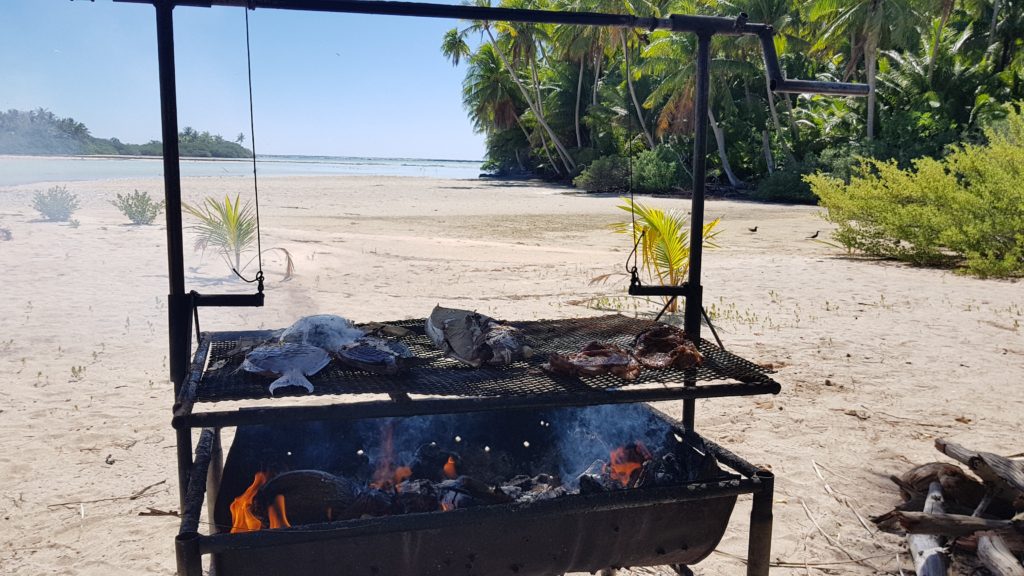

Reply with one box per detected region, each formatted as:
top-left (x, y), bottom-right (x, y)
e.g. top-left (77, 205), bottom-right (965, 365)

top-left (808, 105), bottom-right (1024, 278)
top-left (111, 189), bottom-right (164, 225)
top-left (631, 146), bottom-right (683, 193)
top-left (573, 155), bottom-right (629, 193)
top-left (752, 166), bottom-right (816, 204)
top-left (32, 185), bottom-right (80, 222)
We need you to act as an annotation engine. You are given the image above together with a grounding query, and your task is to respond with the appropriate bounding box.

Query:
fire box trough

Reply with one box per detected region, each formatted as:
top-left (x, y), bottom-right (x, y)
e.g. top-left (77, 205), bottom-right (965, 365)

top-left (116, 1), bottom-right (866, 575)
top-left (184, 404), bottom-right (771, 576)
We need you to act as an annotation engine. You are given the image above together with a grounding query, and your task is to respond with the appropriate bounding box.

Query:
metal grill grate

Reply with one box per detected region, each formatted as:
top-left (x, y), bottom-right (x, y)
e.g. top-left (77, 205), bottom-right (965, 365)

top-left (193, 314), bottom-right (776, 403)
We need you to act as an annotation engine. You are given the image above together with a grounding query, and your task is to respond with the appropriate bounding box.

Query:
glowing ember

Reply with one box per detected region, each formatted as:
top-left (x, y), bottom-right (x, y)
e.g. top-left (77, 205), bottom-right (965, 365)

top-left (443, 456), bottom-right (457, 479)
top-left (607, 442), bottom-right (653, 487)
top-left (230, 472), bottom-right (267, 533)
top-left (440, 501), bottom-right (454, 512)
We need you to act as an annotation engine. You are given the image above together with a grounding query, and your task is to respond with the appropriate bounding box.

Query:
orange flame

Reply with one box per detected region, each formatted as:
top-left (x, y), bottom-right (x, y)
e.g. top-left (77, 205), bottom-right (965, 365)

top-left (267, 494), bottom-right (291, 529)
top-left (440, 501), bottom-right (454, 512)
top-left (230, 472), bottom-right (267, 533)
top-left (608, 442), bottom-right (653, 487)
top-left (443, 456), bottom-right (457, 479)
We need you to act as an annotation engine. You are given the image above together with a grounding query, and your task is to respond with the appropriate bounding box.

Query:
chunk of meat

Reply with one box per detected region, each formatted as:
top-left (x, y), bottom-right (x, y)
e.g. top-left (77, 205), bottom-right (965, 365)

top-left (632, 325), bottom-right (703, 370)
top-left (543, 341), bottom-right (641, 381)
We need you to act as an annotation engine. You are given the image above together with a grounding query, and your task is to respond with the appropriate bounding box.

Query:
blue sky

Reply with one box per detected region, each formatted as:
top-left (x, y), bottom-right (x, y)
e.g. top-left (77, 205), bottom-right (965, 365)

top-left (0, 0), bottom-right (485, 160)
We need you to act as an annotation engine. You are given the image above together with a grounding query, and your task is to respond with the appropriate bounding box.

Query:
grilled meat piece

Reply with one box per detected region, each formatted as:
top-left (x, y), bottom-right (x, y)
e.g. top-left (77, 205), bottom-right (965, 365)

top-left (632, 325), bottom-right (703, 370)
top-left (425, 305), bottom-right (532, 367)
top-left (255, 470), bottom-right (358, 526)
top-left (543, 341), bottom-right (641, 381)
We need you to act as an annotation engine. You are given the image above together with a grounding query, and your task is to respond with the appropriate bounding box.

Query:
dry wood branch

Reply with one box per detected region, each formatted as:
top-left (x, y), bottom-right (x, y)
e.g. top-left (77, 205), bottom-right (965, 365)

top-left (956, 529), bottom-right (1024, 554)
top-left (935, 439), bottom-right (1024, 494)
top-left (978, 531), bottom-right (1024, 576)
top-left (48, 479), bottom-right (167, 508)
top-left (138, 507), bottom-right (180, 517)
top-left (894, 511), bottom-right (1019, 537)
top-left (908, 482), bottom-right (949, 576)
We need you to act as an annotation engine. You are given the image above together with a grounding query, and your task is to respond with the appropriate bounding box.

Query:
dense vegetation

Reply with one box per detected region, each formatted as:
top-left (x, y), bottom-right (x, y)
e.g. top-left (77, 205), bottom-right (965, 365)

top-left (440, 0), bottom-right (1024, 199)
top-left (0, 109), bottom-right (252, 158)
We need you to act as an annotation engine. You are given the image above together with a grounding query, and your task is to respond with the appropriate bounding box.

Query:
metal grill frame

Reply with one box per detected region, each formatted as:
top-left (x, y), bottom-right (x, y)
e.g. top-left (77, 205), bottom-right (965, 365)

top-left (115, 0), bottom-right (864, 574)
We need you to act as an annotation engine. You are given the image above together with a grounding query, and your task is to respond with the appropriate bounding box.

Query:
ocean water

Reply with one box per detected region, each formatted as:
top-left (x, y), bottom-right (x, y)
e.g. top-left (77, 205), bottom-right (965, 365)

top-left (0, 154), bottom-right (484, 187)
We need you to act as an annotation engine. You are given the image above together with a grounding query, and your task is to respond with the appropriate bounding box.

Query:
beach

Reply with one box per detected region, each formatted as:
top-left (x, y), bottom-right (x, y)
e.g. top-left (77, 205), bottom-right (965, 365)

top-left (1, 171), bottom-right (1021, 575)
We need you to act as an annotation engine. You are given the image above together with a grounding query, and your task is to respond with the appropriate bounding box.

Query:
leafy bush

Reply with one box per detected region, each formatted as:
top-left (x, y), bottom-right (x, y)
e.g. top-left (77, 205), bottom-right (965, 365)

top-left (32, 185), bottom-right (80, 221)
top-left (752, 166), bottom-right (816, 204)
top-left (573, 155), bottom-right (629, 193)
top-left (111, 189), bottom-right (164, 225)
top-left (631, 146), bottom-right (683, 193)
top-left (808, 105), bottom-right (1024, 278)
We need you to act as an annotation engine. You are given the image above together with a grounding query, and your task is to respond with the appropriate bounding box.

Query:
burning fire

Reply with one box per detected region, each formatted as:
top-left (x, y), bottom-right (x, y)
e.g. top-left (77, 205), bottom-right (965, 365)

top-left (229, 472), bottom-right (290, 533)
top-left (443, 456), bottom-right (458, 479)
top-left (607, 442), bottom-right (653, 487)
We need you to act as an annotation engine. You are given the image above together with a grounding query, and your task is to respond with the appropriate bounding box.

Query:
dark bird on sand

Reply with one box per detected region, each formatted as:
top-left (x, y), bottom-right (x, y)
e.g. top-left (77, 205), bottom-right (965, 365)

top-left (807, 231), bottom-right (820, 239)
top-left (748, 226), bottom-right (758, 233)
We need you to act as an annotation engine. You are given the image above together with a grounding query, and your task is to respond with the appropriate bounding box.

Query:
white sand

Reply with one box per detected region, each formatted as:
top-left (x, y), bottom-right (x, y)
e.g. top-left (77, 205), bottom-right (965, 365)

top-left (0, 174), bottom-right (1021, 575)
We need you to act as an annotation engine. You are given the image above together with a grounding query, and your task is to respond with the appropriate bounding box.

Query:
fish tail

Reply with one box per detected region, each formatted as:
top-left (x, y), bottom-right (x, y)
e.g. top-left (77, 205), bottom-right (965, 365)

top-left (268, 370), bottom-right (315, 395)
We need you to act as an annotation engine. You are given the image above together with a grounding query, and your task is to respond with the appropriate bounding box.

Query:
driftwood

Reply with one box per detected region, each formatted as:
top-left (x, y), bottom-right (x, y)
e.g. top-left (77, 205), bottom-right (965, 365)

top-left (893, 511), bottom-right (1020, 537)
top-left (955, 529), bottom-right (1024, 554)
top-left (908, 482), bottom-right (950, 576)
top-left (978, 531), bottom-right (1024, 576)
top-left (935, 439), bottom-right (1024, 504)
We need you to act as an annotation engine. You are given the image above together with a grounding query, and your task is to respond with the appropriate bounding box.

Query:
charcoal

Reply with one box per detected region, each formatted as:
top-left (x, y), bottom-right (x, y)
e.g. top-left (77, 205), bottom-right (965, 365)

top-left (578, 460), bottom-right (617, 494)
top-left (341, 488), bottom-right (394, 519)
top-left (635, 454), bottom-right (683, 488)
top-left (395, 479), bottom-right (439, 514)
top-left (438, 476), bottom-right (513, 510)
top-left (410, 443), bottom-right (461, 481)
top-left (256, 470), bottom-right (358, 526)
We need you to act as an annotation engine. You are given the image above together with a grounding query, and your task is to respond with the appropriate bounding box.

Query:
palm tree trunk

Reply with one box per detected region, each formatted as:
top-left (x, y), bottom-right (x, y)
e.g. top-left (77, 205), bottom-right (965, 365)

top-left (538, 130), bottom-right (562, 176)
top-left (708, 106), bottom-right (743, 188)
top-left (928, 0), bottom-right (954, 82)
top-left (592, 53), bottom-right (601, 107)
top-left (575, 58), bottom-right (585, 148)
top-left (486, 28), bottom-right (576, 173)
top-left (762, 67), bottom-right (796, 162)
top-left (990, 0), bottom-right (1002, 43)
top-left (865, 34), bottom-right (879, 141)
top-left (762, 130), bottom-right (775, 174)
top-left (622, 34), bottom-right (656, 149)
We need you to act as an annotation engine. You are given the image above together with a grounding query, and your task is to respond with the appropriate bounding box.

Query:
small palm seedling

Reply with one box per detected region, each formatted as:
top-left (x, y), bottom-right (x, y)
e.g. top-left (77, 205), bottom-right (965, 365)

top-left (111, 189), bottom-right (164, 225)
top-left (32, 185), bottom-right (80, 222)
top-left (593, 197), bottom-right (720, 314)
top-left (183, 194), bottom-right (294, 280)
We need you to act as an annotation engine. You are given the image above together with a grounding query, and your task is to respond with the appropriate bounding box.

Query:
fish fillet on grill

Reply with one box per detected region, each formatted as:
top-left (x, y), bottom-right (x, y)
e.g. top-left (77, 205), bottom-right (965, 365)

top-left (425, 305), bottom-right (531, 367)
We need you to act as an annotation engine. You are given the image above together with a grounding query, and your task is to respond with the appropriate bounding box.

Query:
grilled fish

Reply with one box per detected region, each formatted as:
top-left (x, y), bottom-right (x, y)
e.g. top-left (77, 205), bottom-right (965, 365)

top-left (241, 342), bottom-right (331, 394)
top-left (337, 336), bottom-right (414, 375)
top-left (425, 305), bottom-right (531, 367)
top-left (279, 314), bottom-right (364, 353)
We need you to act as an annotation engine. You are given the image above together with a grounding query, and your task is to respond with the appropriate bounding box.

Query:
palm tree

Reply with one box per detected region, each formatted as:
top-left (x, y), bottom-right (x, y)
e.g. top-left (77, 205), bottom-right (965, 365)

top-left (809, 0), bottom-right (923, 140)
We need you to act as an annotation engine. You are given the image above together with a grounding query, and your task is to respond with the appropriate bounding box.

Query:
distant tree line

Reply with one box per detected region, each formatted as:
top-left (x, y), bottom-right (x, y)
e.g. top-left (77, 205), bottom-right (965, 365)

top-left (0, 108), bottom-right (252, 158)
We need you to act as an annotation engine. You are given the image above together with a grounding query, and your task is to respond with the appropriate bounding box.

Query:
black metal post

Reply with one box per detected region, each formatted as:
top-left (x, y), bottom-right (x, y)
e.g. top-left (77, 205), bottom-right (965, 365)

top-left (746, 470), bottom-right (774, 576)
top-left (206, 428), bottom-right (224, 534)
top-left (155, 0), bottom-right (195, 510)
top-left (682, 32), bottom-right (711, 431)
top-left (175, 532), bottom-right (203, 576)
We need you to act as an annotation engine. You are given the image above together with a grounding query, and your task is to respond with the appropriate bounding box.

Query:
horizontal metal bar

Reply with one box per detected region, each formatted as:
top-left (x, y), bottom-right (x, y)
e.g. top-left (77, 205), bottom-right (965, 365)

top-left (191, 293), bottom-right (265, 307)
top-left (756, 30), bottom-right (867, 97)
top-left (628, 283), bottom-right (691, 297)
top-left (115, 0), bottom-right (672, 30)
top-left (771, 79), bottom-right (869, 96)
top-left (174, 380), bottom-right (781, 428)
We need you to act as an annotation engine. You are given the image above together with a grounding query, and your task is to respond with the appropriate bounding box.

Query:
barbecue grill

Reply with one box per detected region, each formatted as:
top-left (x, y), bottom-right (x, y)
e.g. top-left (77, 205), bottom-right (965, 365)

top-left (114, 1), bottom-right (867, 574)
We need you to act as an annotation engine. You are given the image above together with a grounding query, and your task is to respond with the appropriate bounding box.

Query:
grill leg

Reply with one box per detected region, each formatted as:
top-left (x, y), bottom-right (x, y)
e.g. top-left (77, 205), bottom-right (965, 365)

top-left (175, 532), bottom-right (202, 576)
top-left (747, 470), bottom-right (774, 576)
top-left (176, 427), bottom-right (192, 511)
top-left (206, 427), bottom-right (224, 534)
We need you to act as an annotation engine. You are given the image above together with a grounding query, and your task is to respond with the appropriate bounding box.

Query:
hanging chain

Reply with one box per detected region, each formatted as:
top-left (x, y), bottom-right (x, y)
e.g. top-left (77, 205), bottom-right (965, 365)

top-left (623, 34), bottom-right (642, 287)
top-left (233, 4), bottom-right (265, 293)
